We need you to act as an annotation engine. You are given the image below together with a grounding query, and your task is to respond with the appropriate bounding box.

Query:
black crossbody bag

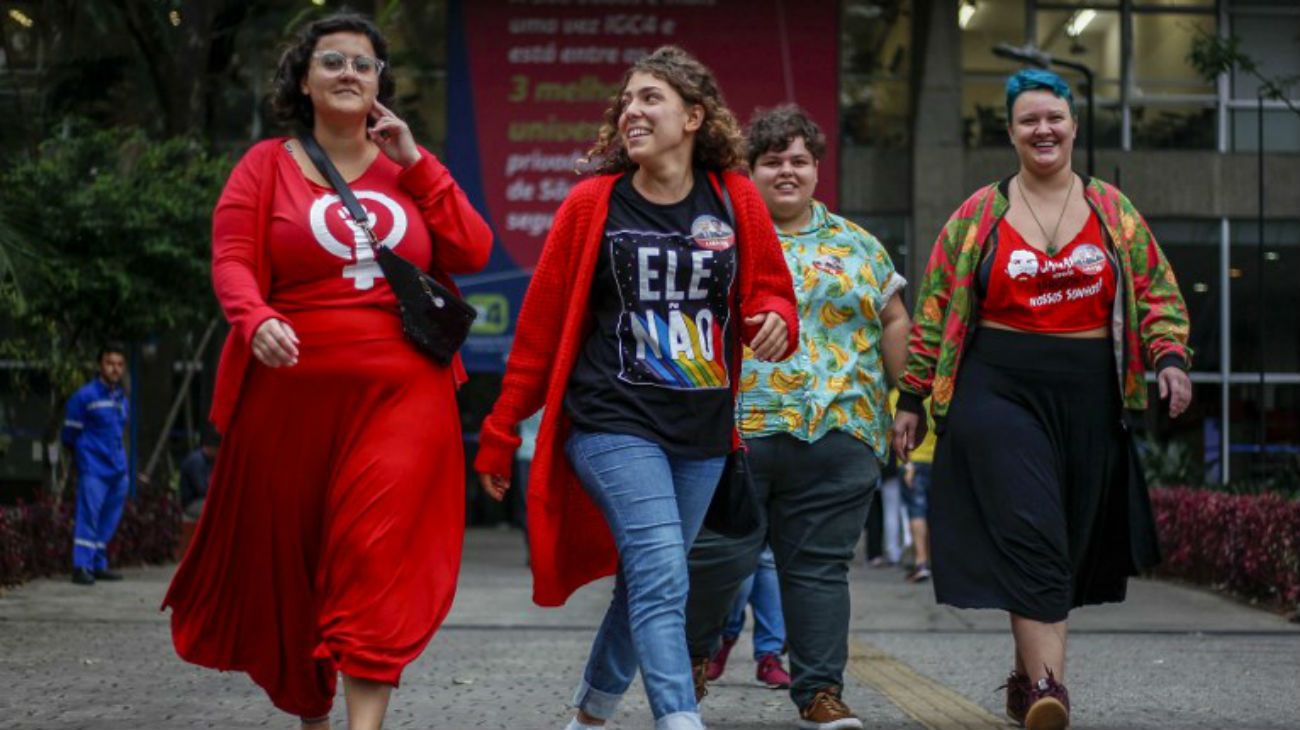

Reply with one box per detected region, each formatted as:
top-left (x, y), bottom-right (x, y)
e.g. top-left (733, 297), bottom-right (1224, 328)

top-left (300, 135), bottom-right (477, 365)
top-left (702, 176), bottom-right (762, 539)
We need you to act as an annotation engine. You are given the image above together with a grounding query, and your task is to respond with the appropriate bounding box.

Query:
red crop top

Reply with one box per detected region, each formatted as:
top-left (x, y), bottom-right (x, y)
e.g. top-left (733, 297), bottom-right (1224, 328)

top-left (979, 214), bottom-right (1117, 333)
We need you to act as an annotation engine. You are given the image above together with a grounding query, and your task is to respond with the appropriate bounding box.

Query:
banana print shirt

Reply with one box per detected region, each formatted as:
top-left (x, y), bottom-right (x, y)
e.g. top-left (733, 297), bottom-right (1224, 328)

top-left (739, 201), bottom-right (904, 458)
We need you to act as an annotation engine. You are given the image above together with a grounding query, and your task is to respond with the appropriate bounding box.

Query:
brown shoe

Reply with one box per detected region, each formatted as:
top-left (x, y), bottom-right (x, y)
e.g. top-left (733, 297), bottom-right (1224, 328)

top-left (797, 686), bottom-right (863, 730)
top-left (1024, 670), bottom-right (1071, 730)
top-left (691, 656), bottom-right (709, 703)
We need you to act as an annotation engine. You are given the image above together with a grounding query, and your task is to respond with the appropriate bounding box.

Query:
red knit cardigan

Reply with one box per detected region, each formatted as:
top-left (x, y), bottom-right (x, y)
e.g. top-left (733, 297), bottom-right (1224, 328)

top-left (473, 171), bottom-right (799, 607)
top-left (208, 138), bottom-right (492, 432)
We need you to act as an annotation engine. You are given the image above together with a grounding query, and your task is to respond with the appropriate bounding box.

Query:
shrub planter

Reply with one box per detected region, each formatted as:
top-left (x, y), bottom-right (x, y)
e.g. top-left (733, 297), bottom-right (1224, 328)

top-left (1151, 486), bottom-right (1300, 613)
top-left (0, 491), bottom-right (180, 587)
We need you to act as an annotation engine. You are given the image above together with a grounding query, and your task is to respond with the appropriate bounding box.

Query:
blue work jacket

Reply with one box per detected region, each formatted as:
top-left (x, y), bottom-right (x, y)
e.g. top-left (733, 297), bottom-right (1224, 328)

top-left (61, 379), bottom-right (128, 477)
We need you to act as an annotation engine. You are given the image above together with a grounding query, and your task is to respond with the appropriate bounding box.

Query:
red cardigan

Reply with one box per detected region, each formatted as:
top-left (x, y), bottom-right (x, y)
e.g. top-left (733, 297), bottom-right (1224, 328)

top-left (474, 171), bottom-right (799, 607)
top-left (208, 138), bottom-right (492, 432)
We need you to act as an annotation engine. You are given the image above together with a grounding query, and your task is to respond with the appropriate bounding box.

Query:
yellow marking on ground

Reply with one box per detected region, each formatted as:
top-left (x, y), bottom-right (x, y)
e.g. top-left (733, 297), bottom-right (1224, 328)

top-left (848, 637), bottom-right (1008, 730)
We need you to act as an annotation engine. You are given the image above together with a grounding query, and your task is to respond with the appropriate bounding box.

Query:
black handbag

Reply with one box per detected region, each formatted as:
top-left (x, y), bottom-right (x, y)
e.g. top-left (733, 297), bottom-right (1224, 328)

top-left (705, 446), bottom-right (761, 538)
top-left (702, 176), bottom-right (762, 539)
top-left (300, 135), bottom-right (477, 365)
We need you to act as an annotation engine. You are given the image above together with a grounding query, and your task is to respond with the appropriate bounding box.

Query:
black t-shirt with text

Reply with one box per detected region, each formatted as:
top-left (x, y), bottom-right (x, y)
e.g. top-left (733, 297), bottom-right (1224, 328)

top-left (564, 171), bottom-right (738, 457)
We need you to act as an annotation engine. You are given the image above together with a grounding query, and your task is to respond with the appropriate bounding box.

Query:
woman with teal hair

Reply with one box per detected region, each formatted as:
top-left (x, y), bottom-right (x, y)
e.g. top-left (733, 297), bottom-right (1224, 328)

top-left (893, 69), bottom-right (1192, 730)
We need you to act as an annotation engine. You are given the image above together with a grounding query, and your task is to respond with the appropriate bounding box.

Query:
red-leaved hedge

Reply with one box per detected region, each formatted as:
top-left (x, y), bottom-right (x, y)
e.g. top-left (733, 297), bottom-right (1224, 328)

top-left (0, 491), bottom-right (180, 586)
top-left (1151, 486), bottom-right (1300, 612)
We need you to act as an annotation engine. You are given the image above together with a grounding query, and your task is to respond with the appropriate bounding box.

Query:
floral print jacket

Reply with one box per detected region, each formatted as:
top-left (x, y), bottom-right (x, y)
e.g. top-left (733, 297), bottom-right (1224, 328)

top-left (897, 176), bottom-right (1191, 422)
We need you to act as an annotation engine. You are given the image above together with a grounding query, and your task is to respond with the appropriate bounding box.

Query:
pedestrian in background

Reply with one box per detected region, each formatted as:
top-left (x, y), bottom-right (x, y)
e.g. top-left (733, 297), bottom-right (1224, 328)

top-left (475, 46), bottom-right (798, 730)
top-left (163, 13), bottom-right (491, 730)
top-left (61, 342), bottom-right (130, 586)
top-left (686, 105), bottom-right (909, 730)
top-left (893, 69), bottom-right (1192, 730)
top-left (868, 449), bottom-right (911, 568)
top-left (704, 545), bottom-right (791, 690)
top-left (177, 428), bottom-right (219, 519)
top-left (891, 388), bottom-right (934, 583)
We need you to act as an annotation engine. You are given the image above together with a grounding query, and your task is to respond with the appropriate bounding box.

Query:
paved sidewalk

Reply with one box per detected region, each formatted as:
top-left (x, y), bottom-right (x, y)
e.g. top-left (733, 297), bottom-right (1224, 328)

top-left (0, 528), bottom-right (1296, 729)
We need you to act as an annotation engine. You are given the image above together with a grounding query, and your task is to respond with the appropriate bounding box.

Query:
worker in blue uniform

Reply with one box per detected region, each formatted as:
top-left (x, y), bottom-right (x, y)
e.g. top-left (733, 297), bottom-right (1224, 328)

top-left (61, 343), bottom-right (130, 586)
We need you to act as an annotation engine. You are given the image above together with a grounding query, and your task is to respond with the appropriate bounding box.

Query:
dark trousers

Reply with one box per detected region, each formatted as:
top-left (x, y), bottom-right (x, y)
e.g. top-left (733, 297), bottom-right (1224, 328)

top-left (686, 431), bottom-right (879, 709)
top-left (864, 487), bottom-right (884, 561)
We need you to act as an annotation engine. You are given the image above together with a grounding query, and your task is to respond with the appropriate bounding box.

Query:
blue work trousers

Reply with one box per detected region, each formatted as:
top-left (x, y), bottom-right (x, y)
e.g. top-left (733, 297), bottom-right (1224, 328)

top-left (73, 470), bottom-right (129, 570)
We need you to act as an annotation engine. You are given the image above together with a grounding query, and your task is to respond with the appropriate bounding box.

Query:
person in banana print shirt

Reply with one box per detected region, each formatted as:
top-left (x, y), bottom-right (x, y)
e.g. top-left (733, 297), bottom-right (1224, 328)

top-left (686, 105), bottom-right (909, 730)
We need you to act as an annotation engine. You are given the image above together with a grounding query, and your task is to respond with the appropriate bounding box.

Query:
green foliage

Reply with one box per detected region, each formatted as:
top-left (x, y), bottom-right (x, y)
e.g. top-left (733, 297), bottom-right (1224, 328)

top-left (1137, 433), bottom-right (1299, 499)
top-left (1136, 433), bottom-right (1203, 489)
top-left (0, 121), bottom-right (230, 397)
top-left (1188, 30), bottom-right (1300, 117)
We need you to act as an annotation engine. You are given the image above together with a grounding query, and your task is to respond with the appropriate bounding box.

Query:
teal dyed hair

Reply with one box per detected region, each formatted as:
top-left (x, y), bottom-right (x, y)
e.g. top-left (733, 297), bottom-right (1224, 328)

top-left (1005, 68), bottom-right (1075, 120)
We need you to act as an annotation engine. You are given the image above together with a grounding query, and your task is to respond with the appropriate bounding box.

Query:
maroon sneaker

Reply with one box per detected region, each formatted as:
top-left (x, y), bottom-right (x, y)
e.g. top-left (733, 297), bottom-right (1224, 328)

top-left (755, 652), bottom-right (792, 689)
top-left (998, 670), bottom-right (1031, 726)
top-left (1024, 669), bottom-right (1071, 730)
top-left (707, 635), bottom-right (738, 681)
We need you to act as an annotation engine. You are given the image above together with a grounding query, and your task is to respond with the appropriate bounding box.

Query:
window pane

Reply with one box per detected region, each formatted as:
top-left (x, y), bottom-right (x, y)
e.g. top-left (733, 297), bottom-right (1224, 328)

top-left (961, 0), bottom-right (1027, 147)
top-left (843, 0), bottom-right (912, 148)
top-left (843, 75), bottom-right (912, 148)
top-left (1231, 108), bottom-right (1300, 153)
top-left (1148, 219), bottom-right (1220, 373)
top-left (1131, 103), bottom-right (1216, 149)
top-left (1139, 382), bottom-right (1222, 486)
top-left (1227, 384), bottom-right (1300, 487)
top-left (1035, 9), bottom-right (1123, 88)
top-left (1229, 13), bottom-right (1300, 100)
top-left (1131, 12), bottom-right (1216, 97)
top-left (1229, 220), bottom-right (1300, 372)
top-left (1135, 0), bottom-right (1215, 7)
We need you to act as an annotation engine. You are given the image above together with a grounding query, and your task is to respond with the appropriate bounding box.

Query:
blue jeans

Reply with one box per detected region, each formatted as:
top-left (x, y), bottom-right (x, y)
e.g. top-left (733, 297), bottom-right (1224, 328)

top-left (723, 546), bottom-right (786, 658)
top-left (902, 462), bottom-right (931, 520)
top-left (565, 429), bottom-right (725, 730)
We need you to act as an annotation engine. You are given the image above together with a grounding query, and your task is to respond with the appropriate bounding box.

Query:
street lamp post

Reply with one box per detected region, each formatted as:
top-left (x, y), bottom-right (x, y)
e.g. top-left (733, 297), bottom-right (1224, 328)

top-left (993, 43), bottom-right (1095, 178)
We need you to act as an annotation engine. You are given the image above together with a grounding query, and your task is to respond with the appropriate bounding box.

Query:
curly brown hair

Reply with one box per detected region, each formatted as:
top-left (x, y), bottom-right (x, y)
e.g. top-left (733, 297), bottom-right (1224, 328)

top-left (581, 46), bottom-right (745, 175)
top-left (269, 12), bottom-right (395, 130)
top-left (745, 104), bottom-right (827, 168)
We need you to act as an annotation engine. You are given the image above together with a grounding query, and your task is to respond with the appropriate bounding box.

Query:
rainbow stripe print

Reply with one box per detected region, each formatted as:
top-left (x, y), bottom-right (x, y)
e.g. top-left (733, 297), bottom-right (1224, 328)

top-left (625, 307), bottom-right (729, 389)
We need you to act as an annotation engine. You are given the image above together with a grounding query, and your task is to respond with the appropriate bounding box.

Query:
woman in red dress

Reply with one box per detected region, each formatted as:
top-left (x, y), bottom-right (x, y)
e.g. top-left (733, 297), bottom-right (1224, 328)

top-left (163, 14), bottom-right (491, 730)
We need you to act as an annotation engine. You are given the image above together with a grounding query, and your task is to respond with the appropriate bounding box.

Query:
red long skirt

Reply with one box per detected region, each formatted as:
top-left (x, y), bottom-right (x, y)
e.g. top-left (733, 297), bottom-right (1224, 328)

top-left (163, 309), bottom-right (464, 718)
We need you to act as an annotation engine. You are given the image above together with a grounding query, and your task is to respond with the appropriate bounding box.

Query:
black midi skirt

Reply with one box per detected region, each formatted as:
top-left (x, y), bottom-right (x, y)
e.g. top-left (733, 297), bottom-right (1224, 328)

top-left (931, 328), bottom-right (1158, 623)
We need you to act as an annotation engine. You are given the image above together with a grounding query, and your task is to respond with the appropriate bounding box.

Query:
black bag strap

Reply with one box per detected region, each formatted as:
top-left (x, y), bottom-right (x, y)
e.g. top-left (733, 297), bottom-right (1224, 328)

top-left (299, 135), bottom-right (381, 252)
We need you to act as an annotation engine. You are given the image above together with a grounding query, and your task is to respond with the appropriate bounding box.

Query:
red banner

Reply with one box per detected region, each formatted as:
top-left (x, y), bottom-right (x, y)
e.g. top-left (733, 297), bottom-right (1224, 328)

top-left (457, 0), bottom-right (839, 269)
top-left (447, 0), bottom-right (839, 370)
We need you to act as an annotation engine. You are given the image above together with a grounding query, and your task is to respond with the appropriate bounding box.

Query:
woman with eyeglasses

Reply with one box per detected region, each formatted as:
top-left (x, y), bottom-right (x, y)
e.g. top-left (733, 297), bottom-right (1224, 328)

top-left (163, 13), bottom-right (491, 730)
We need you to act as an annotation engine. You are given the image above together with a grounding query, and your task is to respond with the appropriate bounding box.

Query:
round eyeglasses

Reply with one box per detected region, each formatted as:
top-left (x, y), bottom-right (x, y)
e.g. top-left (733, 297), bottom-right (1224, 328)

top-left (312, 50), bottom-right (385, 77)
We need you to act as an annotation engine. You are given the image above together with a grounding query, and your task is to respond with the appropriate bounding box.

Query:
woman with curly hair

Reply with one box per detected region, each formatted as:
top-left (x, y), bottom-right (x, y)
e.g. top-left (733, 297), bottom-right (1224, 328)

top-left (474, 45), bottom-right (799, 730)
top-left (163, 12), bottom-right (491, 729)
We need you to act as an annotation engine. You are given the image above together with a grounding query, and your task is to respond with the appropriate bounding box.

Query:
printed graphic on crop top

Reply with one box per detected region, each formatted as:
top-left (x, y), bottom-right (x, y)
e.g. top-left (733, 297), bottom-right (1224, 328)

top-left (981, 215), bottom-right (1116, 332)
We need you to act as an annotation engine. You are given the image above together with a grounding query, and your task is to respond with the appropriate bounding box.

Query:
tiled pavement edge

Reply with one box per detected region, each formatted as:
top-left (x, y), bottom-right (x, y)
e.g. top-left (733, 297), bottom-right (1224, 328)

top-left (2, 528), bottom-right (1297, 729)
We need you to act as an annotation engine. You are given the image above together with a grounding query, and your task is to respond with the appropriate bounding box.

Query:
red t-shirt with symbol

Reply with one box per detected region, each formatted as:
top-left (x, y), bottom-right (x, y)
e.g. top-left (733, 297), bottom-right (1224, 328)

top-left (979, 214), bottom-right (1117, 333)
top-left (267, 150), bottom-right (434, 316)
